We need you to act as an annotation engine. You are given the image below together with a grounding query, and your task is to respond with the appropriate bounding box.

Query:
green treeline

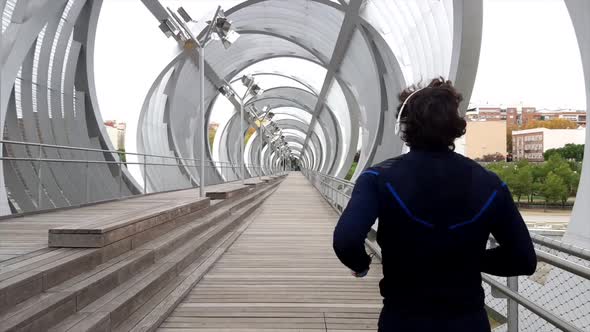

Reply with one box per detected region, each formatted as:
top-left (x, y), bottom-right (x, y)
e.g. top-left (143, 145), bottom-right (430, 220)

top-left (486, 154), bottom-right (582, 206)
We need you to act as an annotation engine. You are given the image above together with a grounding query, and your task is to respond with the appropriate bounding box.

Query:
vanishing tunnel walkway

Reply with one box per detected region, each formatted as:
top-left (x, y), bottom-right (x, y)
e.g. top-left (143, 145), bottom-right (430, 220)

top-left (1, 173), bottom-right (589, 331)
top-left (160, 173), bottom-right (383, 331)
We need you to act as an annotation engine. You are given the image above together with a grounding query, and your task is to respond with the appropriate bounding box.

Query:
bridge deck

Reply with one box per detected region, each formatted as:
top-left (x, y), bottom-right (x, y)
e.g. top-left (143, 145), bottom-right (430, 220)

top-left (160, 173), bottom-right (383, 331)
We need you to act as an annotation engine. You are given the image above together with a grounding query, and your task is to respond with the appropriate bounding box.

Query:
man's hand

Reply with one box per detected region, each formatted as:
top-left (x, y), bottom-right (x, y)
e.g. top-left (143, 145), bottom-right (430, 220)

top-left (351, 255), bottom-right (372, 278)
top-left (351, 267), bottom-right (369, 278)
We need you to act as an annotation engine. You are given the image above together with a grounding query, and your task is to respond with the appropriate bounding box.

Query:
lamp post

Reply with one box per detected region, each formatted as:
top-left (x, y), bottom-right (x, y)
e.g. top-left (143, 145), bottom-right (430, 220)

top-left (153, 5), bottom-right (240, 197)
top-left (250, 106), bottom-right (273, 179)
top-left (239, 76), bottom-right (263, 184)
top-left (219, 76), bottom-right (262, 184)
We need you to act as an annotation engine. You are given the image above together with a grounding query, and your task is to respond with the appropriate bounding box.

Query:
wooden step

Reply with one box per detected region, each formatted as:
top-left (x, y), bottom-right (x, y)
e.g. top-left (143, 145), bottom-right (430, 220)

top-left (244, 179), bottom-right (265, 189)
top-left (9, 182), bottom-right (278, 331)
top-left (120, 189), bottom-right (276, 332)
top-left (0, 185), bottom-right (266, 312)
top-left (110, 235), bottom-right (235, 332)
top-left (205, 183), bottom-right (251, 200)
top-left (140, 207), bottom-right (231, 261)
top-left (0, 199), bottom-right (215, 314)
top-left (0, 289), bottom-right (76, 331)
top-left (0, 249), bottom-right (154, 331)
top-left (0, 248), bottom-right (102, 314)
top-left (49, 198), bottom-right (211, 248)
top-left (80, 262), bottom-right (177, 328)
top-left (48, 249), bottom-right (156, 309)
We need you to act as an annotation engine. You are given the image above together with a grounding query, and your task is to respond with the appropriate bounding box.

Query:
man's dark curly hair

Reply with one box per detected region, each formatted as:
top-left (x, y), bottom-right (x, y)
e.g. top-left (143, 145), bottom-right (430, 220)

top-left (397, 77), bottom-right (466, 151)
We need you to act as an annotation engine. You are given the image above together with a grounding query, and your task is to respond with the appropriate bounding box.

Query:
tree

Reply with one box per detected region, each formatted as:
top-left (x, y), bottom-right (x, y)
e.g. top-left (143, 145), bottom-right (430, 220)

top-left (345, 162), bottom-right (357, 180)
top-left (544, 144), bottom-right (584, 162)
top-left (117, 149), bottom-right (127, 164)
top-left (528, 162), bottom-right (549, 203)
top-left (523, 119), bottom-right (579, 130)
top-left (510, 165), bottom-right (534, 204)
top-left (531, 162), bottom-right (548, 189)
top-left (486, 162), bottom-right (511, 182)
top-left (480, 153), bottom-right (505, 162)
top-left (569, 160), bottom-right (583, 174)
top-left (553, 164), bottom-right (576, 205)
top-left (208, 123), bottom-right (219, 150)
top-left (245, 127), bottom-right (257, 143)
top-left (540, 172), bottom-right (568, 208)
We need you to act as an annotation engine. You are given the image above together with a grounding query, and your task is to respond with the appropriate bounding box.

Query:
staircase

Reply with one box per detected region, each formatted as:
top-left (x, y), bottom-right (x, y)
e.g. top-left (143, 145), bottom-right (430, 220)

top-left (0, 176), bottom-right (285, 332)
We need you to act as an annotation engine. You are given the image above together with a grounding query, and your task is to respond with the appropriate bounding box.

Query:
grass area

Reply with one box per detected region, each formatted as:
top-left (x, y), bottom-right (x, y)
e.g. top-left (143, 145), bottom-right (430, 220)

top-left (525, 196), bottom-right (576, 204)
top-left (520, 208), bottom-right (571, 216)
top-left (345, 162), bottom-right (357, 181)
top-left (489, 317), bottom-right (503, 330)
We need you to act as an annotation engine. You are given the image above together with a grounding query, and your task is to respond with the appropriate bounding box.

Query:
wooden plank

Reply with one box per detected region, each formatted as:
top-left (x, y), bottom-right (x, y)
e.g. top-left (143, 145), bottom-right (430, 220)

top-left (205, 184), bottom-right (250, 200)
top-left (159, 173), bottom-right (382, 331)
top-left (48, 198), bottom-right (210, 248)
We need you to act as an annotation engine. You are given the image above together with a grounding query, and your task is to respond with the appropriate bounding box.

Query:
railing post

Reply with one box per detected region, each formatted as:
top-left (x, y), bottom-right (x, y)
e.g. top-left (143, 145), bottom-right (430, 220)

top-left (118, 161), bottom-right (123, 198)
top-left (507, 276), bottom-right (519, 332)
top-left (143, 155), bottom-right (148, 194)
top-left (199, 45), bottom-right (206, 197)
top-left (240, 100), bottom-right (245, 184)
top-left (85, 150), bottom-right (89, 204)
top-left (37, 145), bottom-right (42, 209)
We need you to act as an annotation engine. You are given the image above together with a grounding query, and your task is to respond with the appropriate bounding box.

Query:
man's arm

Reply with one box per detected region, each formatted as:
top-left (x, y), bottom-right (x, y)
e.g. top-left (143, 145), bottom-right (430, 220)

top-left (333, 171), bottom-right (379, 274)
top-left (482, 184), bottom-right (537, 276)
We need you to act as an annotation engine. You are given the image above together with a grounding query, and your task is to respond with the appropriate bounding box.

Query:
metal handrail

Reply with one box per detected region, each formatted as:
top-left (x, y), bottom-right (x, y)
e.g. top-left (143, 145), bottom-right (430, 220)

top-left (1, 139), bottom-right (246, 166)
top-left (536, 250), bottom-right (590, 280)
top-left (0, 156), bottom-right (261, 168)
top-left (2, 139), bottom-right (189, 161)
top-left (306, 170), bottom-right (590, 278)
top-left (531, 233), bottom-right (590, 261)
top-left (482, 276), bottom-right (583, 332)
top-left (0, 140), bottom-right (274, 216)
top-left (301, 168), bottom-right (588, 332)
top-left (362, 242), bottom-right (583, 332)
top-left (0, 139), bottom-right (267, 168)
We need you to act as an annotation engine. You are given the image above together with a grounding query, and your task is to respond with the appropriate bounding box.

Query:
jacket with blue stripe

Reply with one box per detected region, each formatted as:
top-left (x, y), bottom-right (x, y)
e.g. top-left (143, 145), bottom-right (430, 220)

top-left (333, 149), bottom-right (537, 316)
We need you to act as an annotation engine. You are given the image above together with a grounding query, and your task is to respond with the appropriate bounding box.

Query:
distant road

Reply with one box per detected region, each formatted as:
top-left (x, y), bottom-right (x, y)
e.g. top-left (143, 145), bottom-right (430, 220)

top-left (521, 210), bottom-right (571, 224)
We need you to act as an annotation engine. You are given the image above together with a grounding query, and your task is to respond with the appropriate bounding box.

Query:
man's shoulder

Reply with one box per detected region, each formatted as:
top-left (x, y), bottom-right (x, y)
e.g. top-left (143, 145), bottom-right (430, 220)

top-left (367, 153), bottom-right (502, 185)
top-left (454, 153), bottom-right (505, 186)
top-left (369, 155), bottom-right (406, 172)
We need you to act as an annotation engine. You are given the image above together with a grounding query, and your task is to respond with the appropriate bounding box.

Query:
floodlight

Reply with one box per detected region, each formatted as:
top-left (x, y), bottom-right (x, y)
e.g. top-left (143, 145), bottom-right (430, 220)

top-left (215, 15), bottom-right (231, 34)
top-left (213, 11), bottom-right (240, 49)
top-left (159, 19), bottom-right (180, 39)
top-left (241, 75), bottom-right (254, 87)
top-left (177, 7), bottom-right (193, 23)
top-left (221, 30), bottom-right (240, 49)
top-left (250, 84), bottom-right (263, 96)
top-left (218, 86), bottom-right (234, 98)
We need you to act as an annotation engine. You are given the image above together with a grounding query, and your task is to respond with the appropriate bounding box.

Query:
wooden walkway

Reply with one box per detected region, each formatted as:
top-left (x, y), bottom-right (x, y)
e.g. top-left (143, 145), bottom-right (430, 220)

top-left (160, 172), bottom-right (383, 331)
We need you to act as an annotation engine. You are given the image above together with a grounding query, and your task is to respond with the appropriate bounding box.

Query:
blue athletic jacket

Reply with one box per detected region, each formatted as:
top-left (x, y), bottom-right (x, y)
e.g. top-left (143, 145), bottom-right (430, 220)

top-left (333, 149), bottom-right (537, 316)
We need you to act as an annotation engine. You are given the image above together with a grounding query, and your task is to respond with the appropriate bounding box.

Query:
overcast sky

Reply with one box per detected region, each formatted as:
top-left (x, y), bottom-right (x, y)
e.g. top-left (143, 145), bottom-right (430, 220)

top-left (470, 0), bottom-right (585, 109)
top-left (94, 0), bottom-right (587, 155)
